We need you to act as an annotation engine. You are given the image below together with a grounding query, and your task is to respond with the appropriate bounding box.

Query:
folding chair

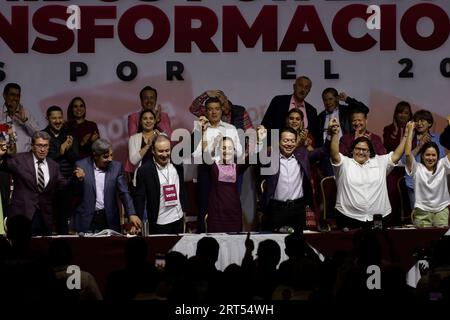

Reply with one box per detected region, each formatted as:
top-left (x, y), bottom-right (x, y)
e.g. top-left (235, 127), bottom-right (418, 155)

top-left (320, 176), bottom-right (337, 230)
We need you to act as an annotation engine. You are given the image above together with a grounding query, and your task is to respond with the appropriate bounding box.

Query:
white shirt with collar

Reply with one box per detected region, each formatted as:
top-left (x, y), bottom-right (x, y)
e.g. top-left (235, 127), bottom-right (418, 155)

top-left (32, 154), bottom-right (50, 188)
top-left (155, 160), bottom-right (183, 225)
top-left (192, 120), bottom-right (243, 162)
top-left (93, 162), bottom-right (106, 211)
top-left (332, 152), bottom-right (395, 221)
top-left (406, 156), bottom-right (450, 212)
top-left (273, 153), bottom-right (304, 201)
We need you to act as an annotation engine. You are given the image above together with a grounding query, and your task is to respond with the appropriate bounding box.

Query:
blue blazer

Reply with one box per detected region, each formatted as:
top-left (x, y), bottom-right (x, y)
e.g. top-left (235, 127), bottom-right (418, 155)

top-left (73, 157), bottom-right (136, 233)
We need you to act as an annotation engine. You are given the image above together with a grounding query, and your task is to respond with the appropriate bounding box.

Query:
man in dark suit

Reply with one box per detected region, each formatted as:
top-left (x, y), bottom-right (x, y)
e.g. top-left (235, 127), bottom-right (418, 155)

top-left (261, 76), bottom-right (319, 144)
top-left (73, 138), bottom-right (141, 234)
top-left (317, 88), bottom-right (369, 147)
top-left (260, 127), bottom-right (327, 232)
top-left (317, 88), bottom-right (369, 176)
top-left (134, 134), bottom-right (187, 234)
top-left (2, 131), bottom-right (76, 236)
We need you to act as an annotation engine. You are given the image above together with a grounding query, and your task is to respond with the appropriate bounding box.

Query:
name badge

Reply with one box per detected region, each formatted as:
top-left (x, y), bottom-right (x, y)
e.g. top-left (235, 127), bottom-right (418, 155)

top-left (162, 184), bottom-right (178, 207)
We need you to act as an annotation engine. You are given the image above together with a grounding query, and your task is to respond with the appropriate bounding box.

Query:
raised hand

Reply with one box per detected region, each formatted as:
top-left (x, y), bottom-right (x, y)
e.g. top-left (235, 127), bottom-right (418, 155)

top-left (199, 116), bottom-right (209, 132)
top-left (154, 104), bottom-right (162, 123)
top-left (328, 118), bottom-right (340, 135)
top-left (256, 125), bottom-right (267, 142)
top-left (338, 92), bottom-right (348, 102)
top-left (15, 103), bottom-right (28, 123)
top-left (245, 232), bottom-right (254, 253)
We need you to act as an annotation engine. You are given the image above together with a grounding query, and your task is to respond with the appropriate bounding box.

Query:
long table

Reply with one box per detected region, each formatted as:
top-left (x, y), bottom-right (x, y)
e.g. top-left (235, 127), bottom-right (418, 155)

top-left (30, 228), bottom-right (448, 294)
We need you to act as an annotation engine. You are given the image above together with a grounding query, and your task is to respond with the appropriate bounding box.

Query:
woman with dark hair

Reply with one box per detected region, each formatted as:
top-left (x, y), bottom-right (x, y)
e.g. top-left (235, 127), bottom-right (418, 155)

top-left (383, 101), bottom-right (412, 152)
top-left (382, 101), bottom-right (412, 226)
top-left (206, 137), bottom-right (246, 232)
top-left (403, 109), bottom-right (446, 209)
top-left (405, 123), bottom-right (450, 228)
top-left (285, 108), bottom-right (314, 151)
top-left (329, 118), bottom-right (409, 230)
top-left (67, 97), bottom-right (100, 159)
top-left (127, 109), bottom-right (159, 186)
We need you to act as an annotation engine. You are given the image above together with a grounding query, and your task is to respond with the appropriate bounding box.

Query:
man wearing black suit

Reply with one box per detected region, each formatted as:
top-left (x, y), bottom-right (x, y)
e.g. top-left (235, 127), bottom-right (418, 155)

top-left (317, 88), bottom-right (369, 147)
top-left (134, 134), bottom-right (187, 234)
top-left (262, 76), bottom-right (320, 144)
top-left (317, 88), bottom-right (369, 176)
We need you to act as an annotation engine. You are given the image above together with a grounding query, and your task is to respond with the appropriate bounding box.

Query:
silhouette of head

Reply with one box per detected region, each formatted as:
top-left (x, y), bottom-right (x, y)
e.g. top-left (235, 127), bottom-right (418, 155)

top-left (257, 239), bottom-right (281, 270)
top-left (196, 237), bottom-right (219, 265)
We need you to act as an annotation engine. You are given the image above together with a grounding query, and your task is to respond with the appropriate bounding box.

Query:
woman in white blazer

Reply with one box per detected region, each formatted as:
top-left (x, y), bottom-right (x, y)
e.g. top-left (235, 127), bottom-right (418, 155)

top-left (128, 109), bottom-right (159, 186)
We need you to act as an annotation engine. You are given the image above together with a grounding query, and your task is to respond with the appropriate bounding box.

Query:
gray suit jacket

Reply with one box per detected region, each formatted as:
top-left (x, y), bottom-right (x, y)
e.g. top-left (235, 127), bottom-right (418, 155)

top-left (73, 157), bottom-right (135, 233)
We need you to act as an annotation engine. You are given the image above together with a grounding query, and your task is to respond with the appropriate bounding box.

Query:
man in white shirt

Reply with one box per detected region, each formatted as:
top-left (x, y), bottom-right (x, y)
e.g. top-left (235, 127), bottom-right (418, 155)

top-left (134, 135), bottom-right (187, 234)
top-left (1, 83), bottom-right (39, 153)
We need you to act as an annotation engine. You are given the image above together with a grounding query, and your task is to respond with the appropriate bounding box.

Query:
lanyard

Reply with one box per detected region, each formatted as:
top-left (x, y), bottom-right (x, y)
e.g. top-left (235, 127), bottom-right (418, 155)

top-left (158, 165), bottom-right (170, 185)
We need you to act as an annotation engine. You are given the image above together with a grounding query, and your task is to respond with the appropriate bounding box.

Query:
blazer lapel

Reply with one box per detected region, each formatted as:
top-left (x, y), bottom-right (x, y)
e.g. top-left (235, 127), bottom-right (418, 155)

top-left (25, 153), bottom-right (39, 192)
top-left (85, 158), bottom-right (96, 195)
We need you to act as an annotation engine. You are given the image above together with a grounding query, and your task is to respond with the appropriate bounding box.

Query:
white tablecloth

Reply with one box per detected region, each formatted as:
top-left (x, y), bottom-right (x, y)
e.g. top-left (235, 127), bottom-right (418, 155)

top-left (170, 233), bottom-right (290, 271)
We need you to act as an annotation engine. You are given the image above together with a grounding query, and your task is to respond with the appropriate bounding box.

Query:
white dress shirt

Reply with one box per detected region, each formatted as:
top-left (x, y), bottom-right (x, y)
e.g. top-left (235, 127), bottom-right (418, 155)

top-left (93, 163), bottom-right (106, 210)
top-left (406, 156), bottom-right (450, 212)
top-left (273, 154), bottom-right (304, 201)
top-left (155, 161), bottom-right (183, 225)
top-left (33, 154), bottom-right (49, 188)
top-left (332, 152), bottom-right (395, 221)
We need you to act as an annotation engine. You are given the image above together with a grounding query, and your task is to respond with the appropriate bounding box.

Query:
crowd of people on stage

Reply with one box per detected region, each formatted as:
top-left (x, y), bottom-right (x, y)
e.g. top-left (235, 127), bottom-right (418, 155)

top-left (0, 78), bottom-right (449, 237)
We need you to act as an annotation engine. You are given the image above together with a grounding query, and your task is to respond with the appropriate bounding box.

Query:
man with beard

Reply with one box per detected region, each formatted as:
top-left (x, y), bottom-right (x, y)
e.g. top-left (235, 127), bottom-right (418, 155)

top-left (43, 106), bottom-right (79, 234)
top-left (73, 138), bottom-right (141, 234)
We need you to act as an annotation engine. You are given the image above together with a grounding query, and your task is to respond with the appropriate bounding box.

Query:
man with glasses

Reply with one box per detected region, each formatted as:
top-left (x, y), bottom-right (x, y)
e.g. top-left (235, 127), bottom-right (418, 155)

top-left (1, 131), bottom-right (84, 235)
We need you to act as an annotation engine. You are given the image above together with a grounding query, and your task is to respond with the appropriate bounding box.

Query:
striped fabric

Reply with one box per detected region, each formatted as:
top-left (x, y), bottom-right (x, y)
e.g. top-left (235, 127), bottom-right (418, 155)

top-left (37, 160), bottom-right (45, 192)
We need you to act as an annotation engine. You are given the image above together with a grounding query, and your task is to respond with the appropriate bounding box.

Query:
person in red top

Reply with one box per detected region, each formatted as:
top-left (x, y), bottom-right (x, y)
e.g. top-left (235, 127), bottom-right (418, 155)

top-left (339, 108), bottom-right (386, 157)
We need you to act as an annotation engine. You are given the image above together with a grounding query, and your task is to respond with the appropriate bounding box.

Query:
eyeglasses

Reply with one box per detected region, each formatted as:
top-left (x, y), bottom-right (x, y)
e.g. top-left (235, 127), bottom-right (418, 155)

top-left (415, 119), bottom-right (428, 124)
top-left (354, 147), bottom-right (370, 153)
top-left (33, 144), bottom-right (49, 149)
